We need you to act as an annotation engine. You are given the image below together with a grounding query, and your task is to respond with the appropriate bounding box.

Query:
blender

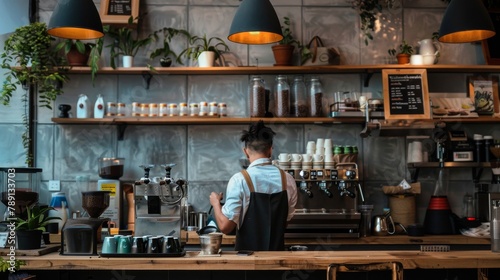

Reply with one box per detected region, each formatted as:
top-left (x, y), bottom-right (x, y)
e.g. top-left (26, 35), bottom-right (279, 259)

top-left (97, 157), bottom-right (125, 228)
top-left (61, 191), bottom-right (110, 255)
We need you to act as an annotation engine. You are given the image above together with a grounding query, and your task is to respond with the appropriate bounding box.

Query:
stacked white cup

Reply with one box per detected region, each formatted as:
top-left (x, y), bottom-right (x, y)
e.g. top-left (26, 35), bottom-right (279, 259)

top-left (302, 153), bottom-right (313, 169)
top-left (291, 153), bottom-right (303, 169)
top-left (278, 153), bottom-right (291, 169)
top-left (306, 141), bottom-right (316, 155)
top-left (324, 139), bottom-right (334, 169)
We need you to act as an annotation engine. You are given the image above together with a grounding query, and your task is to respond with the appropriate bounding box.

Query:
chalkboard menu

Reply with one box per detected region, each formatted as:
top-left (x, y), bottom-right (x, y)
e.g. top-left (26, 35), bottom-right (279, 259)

top-left (107, 0), bottom-right (133, 16)
top-left (382, 69), bottom-right (431, 120)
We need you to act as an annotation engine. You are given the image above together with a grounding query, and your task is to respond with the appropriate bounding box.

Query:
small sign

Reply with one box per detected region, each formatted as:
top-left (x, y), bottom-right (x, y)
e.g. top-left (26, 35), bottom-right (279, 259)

top-left (99, 0), bottom-right (140, 25)
top-left (382, 69), bottom-right (431, 120)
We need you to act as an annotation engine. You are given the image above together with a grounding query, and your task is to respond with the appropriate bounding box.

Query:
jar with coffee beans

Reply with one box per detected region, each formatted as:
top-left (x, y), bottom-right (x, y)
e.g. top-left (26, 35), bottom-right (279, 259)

top-left (308, 77), bottom-right (323, 117)
top-left (274, 75), bottom-right (290, 118)
top-left (291, 75), bottom-right (308, 117)
top-left (249, 76), bottom-right (266, 117)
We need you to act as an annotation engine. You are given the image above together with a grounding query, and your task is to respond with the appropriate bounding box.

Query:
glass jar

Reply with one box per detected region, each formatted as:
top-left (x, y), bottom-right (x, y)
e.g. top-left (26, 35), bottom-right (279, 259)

top-left (290, 75), bottom-right (308, 117)
top-left (218, 103), bottom-right (227, 117)
top-left (169, 103), bottom-right (178, 116)
top-left (189, 103), bottom-right (199, 116)
top-left (199, 101), bottom-right (209, 116)
top-left (106, 102), bottom-right (116, 117)
top-left (249, 76), bottom-right (266, 117)
top-left (159, 103), bottom-right (168, 117)
top-left (209, 102), bottom-right (218, 116)
top-left (149, 103), bottom-right (158, 117)
top-left (117, 103), bottom-right (126, 117)
top-left (274, 75), bottom-right (290, 117)
top-left (179, 102), bottom-right (188, 116)
top-left (308, 77), bottom-right (323, 117)
top-left (131, 102), bottom-right (141, 117)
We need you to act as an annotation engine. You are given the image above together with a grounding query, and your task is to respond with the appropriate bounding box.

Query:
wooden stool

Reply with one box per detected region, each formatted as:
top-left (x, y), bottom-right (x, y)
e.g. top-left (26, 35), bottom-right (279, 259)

top-left (327, 262), bottom-right (403, 280)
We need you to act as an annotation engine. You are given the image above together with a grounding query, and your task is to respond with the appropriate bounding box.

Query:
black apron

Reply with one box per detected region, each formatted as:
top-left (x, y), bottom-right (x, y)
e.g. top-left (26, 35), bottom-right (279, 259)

top-left (235, 167), bottom-right (289, 251)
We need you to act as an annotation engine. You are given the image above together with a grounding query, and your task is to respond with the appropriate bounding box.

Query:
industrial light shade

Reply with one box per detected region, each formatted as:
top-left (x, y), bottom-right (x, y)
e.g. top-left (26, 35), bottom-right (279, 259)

top-left (438, 0), bottom-right (495, 43)
top-left (228, 0), bottom-right (283, 45)
top-left (48, 0), bottom-right (104, 40)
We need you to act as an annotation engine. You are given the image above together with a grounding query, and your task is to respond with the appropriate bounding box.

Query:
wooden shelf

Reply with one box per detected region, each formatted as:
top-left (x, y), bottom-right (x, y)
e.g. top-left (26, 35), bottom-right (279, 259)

top-left (51, 117), bottom-right (366, 125)
top-left (62, 64), bottom-right (500, 75)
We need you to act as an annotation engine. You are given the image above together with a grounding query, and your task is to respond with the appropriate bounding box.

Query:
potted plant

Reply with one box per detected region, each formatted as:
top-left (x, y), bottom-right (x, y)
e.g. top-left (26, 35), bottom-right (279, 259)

top-left (180, 34), bottom-right (230, 67)
top-left (388, 40), bottom-right (414, 64)
top-left (150, 27), bottom-right (191, 67)
top-left (54, 39), bottom-right (94, 66)
top-left (15, 205), bottom-right (60, 250)
top-left (271, 17), bottom-right (311, 66)
top-left (107, 16), bottom-right (153, 68)
top-left (0, 22), bottom-right (68, 165)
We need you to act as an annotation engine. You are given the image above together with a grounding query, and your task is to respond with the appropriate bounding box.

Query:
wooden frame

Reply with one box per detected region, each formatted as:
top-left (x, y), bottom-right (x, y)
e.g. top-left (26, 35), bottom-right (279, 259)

top-left (467, 75), bottom-right (499, 114)
top-left (382, 69), bottom-right (431, 120)
top-left (99, 0), bottom-right (140, 25)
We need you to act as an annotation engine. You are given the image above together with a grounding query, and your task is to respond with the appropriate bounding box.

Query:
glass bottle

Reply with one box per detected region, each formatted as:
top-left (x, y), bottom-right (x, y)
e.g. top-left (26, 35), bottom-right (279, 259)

top-left (308, 77), bottom-right (323, 117)
top-left (290, 75), bottom-right (308, 117)
top-left (274, 75), bottom-right (290, 117)
top-left (249, 76), bottom-right (266, 117)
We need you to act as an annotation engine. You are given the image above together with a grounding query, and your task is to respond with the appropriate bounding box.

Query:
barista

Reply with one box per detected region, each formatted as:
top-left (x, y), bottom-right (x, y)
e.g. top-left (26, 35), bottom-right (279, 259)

top-left (209, 121), bottom-right (297, 251)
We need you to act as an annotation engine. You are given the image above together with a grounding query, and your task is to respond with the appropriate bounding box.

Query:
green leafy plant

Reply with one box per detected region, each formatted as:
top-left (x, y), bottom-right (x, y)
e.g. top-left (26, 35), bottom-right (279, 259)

top-left (349, 0), bottom-right (383, 46)
top-left (54, 39), bottom-right (94, 58)
top-left (276, 17), bottom-right (311, 65)
top-left (149, 27), bottom-right (191, 66)
top-left (180, 34), bottom-right (230, 61)
top-left (15, 205), bottom-right (60, 231)
top-left (388, 40), bottom-right (414, 56)
top-left (0, 258), bottom-right (25, 273)
top-left (0, 22), bottom-right (68, 108)
top-left (107, 16), bottom-right (153, 68)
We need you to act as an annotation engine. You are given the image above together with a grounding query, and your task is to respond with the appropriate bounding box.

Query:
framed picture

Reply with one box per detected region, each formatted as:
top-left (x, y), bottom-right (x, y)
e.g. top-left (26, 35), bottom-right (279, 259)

top-left (99, 0), bottom-right (140, 25)
top-left (382, 69), bottom-right (431, 120)
top-left (467, 76), bottom-right (499, 114)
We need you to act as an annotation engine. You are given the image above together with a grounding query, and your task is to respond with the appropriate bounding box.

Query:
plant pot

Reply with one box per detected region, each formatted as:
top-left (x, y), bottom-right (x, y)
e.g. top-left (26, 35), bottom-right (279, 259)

top-left (160, 57), bottom-right (172, 67)
top-left (198, 51), bottom-right (215, 67)
top-left (122, 55), bottom-right (134, 68)
top-left (66, 45), bottom-right (90, 66)
top-left (272, 44), bottom-right (295, 66)
top-left (16, 229), bottom-right (42, 250)
top-left (396, 53), bottom-right (411, 65)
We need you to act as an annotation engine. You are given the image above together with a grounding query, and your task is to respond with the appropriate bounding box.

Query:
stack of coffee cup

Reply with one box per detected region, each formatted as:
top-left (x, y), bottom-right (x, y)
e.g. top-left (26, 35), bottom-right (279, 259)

top-left (324, 139), bottom-right (335, 169)
top-left (291, 153), bottom-right (303, 169)
top-left (302, 153), bottom-right (313, 169)
top-left (306, 141), bottom-right (316, 155)
top-left (278, 153), bottom-right (291, 169)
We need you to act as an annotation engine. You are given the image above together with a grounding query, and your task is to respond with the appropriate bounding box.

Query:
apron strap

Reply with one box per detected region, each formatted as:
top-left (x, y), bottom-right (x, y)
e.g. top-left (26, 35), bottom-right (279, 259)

top-left (241, 168), bottom-right (287, 192)
top-left (240, 169), bottom-right (255, 193)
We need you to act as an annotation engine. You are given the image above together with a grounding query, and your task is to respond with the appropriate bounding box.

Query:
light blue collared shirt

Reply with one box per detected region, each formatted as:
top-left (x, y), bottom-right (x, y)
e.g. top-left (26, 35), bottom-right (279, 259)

top-left (221, 158), bottom-right (297, 229)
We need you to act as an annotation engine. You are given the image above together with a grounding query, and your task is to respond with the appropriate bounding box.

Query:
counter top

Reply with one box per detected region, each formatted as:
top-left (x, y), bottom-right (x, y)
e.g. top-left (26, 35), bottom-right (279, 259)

top-left (18, 250), bottom-right (500, 271)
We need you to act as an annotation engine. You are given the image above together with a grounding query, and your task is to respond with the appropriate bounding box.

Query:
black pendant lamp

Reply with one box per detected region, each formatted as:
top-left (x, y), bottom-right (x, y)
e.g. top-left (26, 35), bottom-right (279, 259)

top-left (438, 0), bottom-right (495, 43)
top-left (48, 0), bottom-right (104, 40)
top-left (228, 0), bottom-right (283, 45)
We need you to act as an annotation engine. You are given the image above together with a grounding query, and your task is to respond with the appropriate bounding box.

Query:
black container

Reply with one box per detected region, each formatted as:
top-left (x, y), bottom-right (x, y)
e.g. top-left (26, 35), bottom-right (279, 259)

top-left (423, 196), bottom-right (454, 235)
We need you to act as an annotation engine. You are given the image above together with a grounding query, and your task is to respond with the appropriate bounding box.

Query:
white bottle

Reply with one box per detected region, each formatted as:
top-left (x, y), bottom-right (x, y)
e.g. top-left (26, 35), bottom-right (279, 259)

top-left (94, 94), bottom-right (105, 118)
top-left (76, 94), bottom-right (89, 118)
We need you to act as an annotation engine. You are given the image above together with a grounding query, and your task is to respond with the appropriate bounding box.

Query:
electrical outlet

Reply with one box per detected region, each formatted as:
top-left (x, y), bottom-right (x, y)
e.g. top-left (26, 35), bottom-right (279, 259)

top-left (48, 180), bottom-right (60, 191)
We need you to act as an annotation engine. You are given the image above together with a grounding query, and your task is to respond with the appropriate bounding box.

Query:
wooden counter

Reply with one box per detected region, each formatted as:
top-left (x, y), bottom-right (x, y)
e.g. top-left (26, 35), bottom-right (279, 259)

top-left (17, 250), bottom-right (500, 271)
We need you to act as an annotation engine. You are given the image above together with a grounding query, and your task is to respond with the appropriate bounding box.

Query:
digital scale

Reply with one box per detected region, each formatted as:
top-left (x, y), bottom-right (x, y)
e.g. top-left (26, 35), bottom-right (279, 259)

top-left (448, 131), bottom-right (474, 162)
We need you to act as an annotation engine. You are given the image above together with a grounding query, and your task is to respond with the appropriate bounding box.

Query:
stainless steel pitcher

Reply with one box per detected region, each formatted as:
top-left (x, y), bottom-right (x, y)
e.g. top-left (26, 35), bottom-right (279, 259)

top-left (372, 214), bottom-right (395, 236)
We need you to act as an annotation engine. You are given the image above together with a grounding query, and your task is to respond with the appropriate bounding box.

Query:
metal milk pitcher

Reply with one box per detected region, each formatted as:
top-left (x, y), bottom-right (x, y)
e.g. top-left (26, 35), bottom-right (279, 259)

top-left (372, 212), bottom-right (395, 236)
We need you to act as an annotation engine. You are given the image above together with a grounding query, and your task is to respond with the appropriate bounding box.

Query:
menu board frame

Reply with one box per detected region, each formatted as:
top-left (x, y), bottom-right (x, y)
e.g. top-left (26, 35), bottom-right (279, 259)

top-left (99, 0), bottom-right (140, 25)
top-left (382, 69), bottom-right (431, 120)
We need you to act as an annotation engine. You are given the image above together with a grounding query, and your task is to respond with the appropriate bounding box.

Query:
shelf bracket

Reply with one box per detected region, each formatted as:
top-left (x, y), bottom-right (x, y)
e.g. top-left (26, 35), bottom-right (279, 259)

top-left (142, 72), bottom-right (153, 89)
top-left (117, 124), bottom-right (127, 141)
top-left (363, 72), bottom-right (374, 87)
top-left (472, 167), bottom-right (483, 183)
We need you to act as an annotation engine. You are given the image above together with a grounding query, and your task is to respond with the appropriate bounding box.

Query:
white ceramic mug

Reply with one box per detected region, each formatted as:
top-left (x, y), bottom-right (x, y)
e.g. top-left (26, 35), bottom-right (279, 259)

top-left (302, 154), bottom-right (313, 162)
top-left (306, 141), bottom-right (316, 151)
top-left (278, 153), bottom-right (291, 162)
top-left (324, 154), bottom-right (334, 163)
top-left (410, 55), bottom-right (423, 65)
top-left (291, 153), bottom-right (303, 162)
top-left (313, 154), bottom-right (324, 162)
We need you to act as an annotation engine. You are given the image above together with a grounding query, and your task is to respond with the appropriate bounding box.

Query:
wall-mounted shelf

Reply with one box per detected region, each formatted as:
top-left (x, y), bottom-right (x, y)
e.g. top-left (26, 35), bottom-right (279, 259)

top-left (407, 162), bottom-right (492, 183)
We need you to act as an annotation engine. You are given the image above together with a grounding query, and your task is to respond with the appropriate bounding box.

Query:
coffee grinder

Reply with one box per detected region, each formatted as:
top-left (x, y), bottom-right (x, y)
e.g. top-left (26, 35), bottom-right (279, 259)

top-left (0, 167), bottom-right (41, 220)
top-left (97, 157), bottom-right (124, 228)
top-left (61, 191), bottom-right (110, 255)
top-left (134, 164), bottom-right (185, 237)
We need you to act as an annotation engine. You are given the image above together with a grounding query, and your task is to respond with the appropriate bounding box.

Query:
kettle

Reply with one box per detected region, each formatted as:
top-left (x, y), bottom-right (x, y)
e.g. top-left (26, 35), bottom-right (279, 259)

top-left (418, 38), bottom-right (440, 56)
top-left (372, 209), bottom-right (395, 236)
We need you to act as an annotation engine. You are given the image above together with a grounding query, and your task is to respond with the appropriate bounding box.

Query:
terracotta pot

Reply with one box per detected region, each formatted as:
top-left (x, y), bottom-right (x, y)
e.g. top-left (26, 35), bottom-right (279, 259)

top-left (396, 53), bottom-right (411, 65)
top-left (66, 45), bottom-right (90, 66)
top-left (272, 44), bottom-right (295, 66)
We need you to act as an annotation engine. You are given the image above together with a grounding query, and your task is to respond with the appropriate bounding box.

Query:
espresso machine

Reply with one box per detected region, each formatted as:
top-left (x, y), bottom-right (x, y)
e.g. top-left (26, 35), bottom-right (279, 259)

top-left (284, 163), bottom-right (363, 238)
top-left (134, 164), bottom-right (185, 237)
